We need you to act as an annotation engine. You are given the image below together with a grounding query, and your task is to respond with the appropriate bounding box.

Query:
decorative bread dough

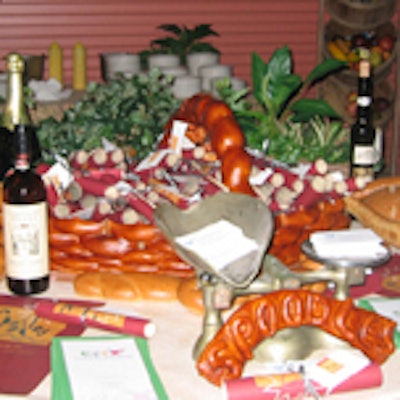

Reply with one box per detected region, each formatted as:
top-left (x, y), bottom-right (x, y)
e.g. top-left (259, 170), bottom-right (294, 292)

top-left (197, 289), bottom-right (396, 386)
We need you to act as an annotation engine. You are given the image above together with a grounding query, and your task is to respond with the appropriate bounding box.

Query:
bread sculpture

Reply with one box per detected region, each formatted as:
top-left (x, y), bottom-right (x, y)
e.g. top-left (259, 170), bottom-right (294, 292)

top-left (163, 93), bottom-right (255, 195)
top-left (344, 176), bottom-right (400, 248)
top-left (197, 289), bottom-right (396, 386)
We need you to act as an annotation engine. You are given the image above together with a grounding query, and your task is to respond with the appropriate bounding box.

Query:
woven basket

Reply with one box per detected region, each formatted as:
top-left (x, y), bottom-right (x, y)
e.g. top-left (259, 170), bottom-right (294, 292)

top-left (327, 0), bottom-right (397, 30)
top-left (322, 75), bottom-right (395, 129)
top-left (323, 20), bottom-right (396, 86)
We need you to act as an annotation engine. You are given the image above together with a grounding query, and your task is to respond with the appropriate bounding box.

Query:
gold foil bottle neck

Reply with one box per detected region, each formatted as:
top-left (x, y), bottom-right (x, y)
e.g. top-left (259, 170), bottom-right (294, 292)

top-left (3, 52), bottom-right (30, 131)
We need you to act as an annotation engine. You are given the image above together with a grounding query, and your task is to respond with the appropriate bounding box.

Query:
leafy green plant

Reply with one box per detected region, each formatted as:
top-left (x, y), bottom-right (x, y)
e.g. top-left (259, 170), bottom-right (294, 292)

top-left (140, 23), bottom-right (220, 67)
top-left (218, 46), bottom-right (351, 164)
top-left (36, 69), bottom-right (181, 164)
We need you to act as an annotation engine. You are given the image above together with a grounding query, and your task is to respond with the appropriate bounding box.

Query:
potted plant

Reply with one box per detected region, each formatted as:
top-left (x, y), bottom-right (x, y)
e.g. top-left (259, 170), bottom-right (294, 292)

top-left (35, 69), bottom-right (181, 164)
top-left (217, 46), bottom-right (350, 165)
top-left (139, 23), bottom-right (220, 70)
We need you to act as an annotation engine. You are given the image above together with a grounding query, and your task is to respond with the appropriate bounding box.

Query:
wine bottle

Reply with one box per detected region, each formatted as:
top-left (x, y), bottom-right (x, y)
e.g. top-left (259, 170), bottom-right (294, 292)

top-left (0, 53), bottom-right (41, 180)
top-left (3, 124), bottom-right (49, 295)
top-left (350, 59), bottom-right (376, 181)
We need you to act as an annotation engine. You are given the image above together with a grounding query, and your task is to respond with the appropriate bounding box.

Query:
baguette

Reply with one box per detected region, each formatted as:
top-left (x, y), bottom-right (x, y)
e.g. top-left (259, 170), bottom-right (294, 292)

top-left (74, 271), bottom-right (181, 301)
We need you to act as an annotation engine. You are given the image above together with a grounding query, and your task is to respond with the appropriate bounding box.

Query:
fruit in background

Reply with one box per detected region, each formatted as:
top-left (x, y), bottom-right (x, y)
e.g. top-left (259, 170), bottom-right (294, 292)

top-left (327, 41), bottom-right (348, 61)
top-left (347, 50), bottom-right (359, 64)
top-left (369, 49), bottom-right (384, 68)
top-left (346, 100), bottom-right (358, 118)
top-left (345, 91), bottom-right (358, 118)
top-left (345, 91), bottom-right (391, 120)
top-left (327, 31), bottom-right (396, 69)
top-left (346, 91), bottom-right (357, 103)
top-left (351, 34), bottom-right (369, 49)
top-left (379, 35), bottom-right (395, 52)
top-left (382, 50), bottom-right (392, 61)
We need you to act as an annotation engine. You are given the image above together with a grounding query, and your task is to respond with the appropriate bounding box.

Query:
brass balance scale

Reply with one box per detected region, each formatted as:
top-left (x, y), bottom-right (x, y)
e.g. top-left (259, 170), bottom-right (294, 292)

top-left (154, 192), bottom-right (390, 362)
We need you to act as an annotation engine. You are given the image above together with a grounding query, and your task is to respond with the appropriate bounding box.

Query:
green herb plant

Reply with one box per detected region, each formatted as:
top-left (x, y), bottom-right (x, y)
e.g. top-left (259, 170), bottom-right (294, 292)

top-left (140, 23), bottom-right (220, 67)
top-left (218, 46), bottom-right (350, 164)
top-left (36, 69), bottom-right (181, 164)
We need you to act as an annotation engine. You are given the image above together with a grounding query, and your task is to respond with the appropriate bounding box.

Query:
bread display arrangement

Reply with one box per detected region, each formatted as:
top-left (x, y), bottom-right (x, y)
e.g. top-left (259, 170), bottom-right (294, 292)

top-left (344, 176), bottom-right (400, 249)
top-left (36, 93), bottom-right (363, 282)
top-left (0, 93), bottom-right (398, 390)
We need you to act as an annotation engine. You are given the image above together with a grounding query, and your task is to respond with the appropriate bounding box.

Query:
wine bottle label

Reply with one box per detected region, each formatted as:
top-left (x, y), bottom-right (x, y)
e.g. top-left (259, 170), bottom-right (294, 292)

top-left (353, 145), bottom-right (375, 165)
top-left (373, 127), bottom-right (383, 163)
top-left (3, 202), bottom-right (49, 279)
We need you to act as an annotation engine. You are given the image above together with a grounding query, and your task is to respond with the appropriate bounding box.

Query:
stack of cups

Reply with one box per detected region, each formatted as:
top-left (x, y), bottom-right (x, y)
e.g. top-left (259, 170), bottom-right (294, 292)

top-left (146, 51), bottom-right (247, 100)
top-left (148, 54), bottom-right (180, 70)
top-left (199, 64), bottom-right (233, 91)
top-left (186, 52), bottom-right (220, 76)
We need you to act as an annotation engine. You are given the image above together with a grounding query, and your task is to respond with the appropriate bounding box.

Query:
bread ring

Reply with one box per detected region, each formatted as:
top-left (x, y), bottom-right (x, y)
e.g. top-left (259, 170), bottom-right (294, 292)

top-left (108, 220), bottom-right (163, 243)
top-left (80, 234), bottom-right (132, 257)
top-left (197, 289), bottom-right (396, 386)
top-left (52, 218), bottom-right (107, 236)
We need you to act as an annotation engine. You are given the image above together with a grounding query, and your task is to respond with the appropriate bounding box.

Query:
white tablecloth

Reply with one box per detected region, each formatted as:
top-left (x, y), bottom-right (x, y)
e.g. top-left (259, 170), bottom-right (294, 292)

top-left (0, 273), bottom-right (399, 400)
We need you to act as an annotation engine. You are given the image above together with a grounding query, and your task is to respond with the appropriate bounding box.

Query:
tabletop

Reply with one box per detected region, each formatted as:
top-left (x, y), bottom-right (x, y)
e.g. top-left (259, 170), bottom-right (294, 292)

top-left (0, 271), bottom-right (399, 400)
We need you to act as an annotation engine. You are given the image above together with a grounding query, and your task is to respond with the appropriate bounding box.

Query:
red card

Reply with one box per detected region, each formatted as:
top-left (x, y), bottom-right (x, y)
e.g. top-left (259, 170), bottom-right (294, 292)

top-left (0, 295), bottom-right (102, 395)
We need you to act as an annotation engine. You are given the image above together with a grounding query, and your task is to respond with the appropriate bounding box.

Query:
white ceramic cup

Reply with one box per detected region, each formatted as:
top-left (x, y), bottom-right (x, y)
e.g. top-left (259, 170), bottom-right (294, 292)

top-left (199, 64), bottom-right (232, 91)
top-left (172, 75), bottom-right (201, 100)
top-left (161, 66), bottom-right (188, 78)
top-left (100, 53), bottom-right (141, 80)
top-left (148, 54), bottom-right (180, 70)
top-left (186, 52), bottom-right (220, 76)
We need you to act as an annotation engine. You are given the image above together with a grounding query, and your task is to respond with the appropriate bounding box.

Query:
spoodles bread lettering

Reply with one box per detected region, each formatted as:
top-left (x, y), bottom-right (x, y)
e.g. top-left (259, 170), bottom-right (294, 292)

top-left (197, 289), bottom-right (396, 386)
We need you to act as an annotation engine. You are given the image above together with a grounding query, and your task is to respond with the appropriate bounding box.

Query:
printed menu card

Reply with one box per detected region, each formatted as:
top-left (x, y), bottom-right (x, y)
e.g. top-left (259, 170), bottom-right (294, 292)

top-left (51, 335), bottom-right (168, 400)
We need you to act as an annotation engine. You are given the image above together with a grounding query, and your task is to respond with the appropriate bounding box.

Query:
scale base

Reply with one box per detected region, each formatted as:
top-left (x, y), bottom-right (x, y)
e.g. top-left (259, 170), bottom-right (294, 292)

top-left (253, 326), bottom-right (352, 363)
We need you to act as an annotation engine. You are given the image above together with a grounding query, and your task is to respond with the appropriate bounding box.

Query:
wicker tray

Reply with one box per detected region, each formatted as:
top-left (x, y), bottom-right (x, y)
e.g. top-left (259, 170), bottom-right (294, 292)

top-left (327, 0), bottom-right (397, 30)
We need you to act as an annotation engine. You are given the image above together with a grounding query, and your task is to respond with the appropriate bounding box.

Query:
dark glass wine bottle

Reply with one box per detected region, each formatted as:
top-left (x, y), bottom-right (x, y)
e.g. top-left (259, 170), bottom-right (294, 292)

top-left (350, 59), bottom-right (376, 181)
top-left (3, 124), bottom-right (49, 295)
top-left (0, 53), bottom-right (41, 180)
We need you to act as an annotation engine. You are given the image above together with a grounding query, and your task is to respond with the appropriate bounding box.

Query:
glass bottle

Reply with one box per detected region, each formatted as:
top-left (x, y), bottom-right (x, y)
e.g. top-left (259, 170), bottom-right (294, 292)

top-left (350, 59), bottom-right (376, 181)
top-left (3, 124), bottom-right (49, 295)
top-left (0, 52), bottom-right (41, 180)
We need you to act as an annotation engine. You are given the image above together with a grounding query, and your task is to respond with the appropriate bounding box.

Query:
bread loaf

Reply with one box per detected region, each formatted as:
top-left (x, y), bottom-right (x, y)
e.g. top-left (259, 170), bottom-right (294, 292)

top-left (344, 176), bottom-right (400, 248)
top-left (74, 271), bottom-right (181, 301)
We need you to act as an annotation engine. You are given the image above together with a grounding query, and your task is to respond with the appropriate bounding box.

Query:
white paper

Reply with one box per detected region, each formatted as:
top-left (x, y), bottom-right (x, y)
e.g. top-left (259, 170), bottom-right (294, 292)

top-left (169, 120), bottom-right (188, 156)
top-left (61, 338), bottom-right (158, 400)
top-left (307, 350), bottom-right (370, 392)
top-left (249, 167), bottom-right (273, 186)
top-left (135, 149), bottom-right (170, 171)
top-left (310, 228), bottom-right (387, 259)
top-left (175, 219), bottom-right (258, 271)
top-left (42, 161), bottom-right (74, 191)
